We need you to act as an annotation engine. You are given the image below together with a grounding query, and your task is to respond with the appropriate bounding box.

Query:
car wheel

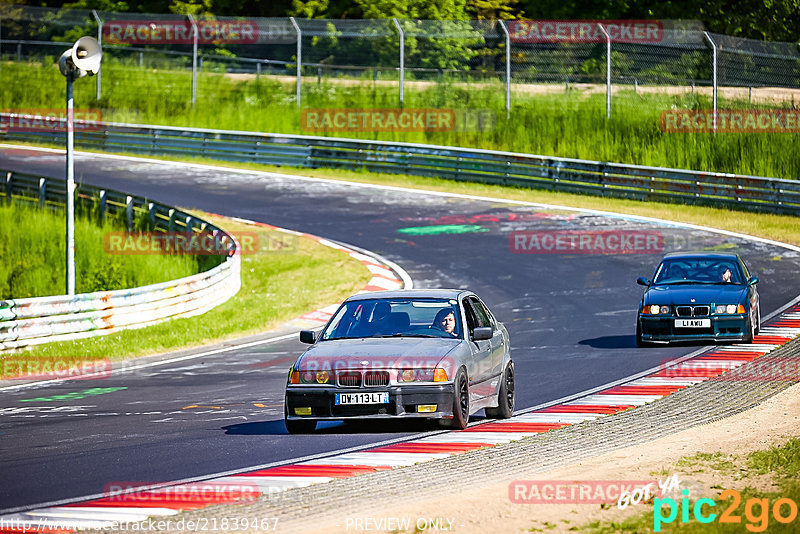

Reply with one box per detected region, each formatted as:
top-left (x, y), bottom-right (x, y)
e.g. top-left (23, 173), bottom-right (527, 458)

top-left (485, 363), bottom-right (514, 419)
top-left (636, 320), bottom-right (649, 347)
top-left (450, 368), bottom-right (470, 430)
top-left (755, 306), bottom-right (761, 336)
top-left (284, 406), bottom-right (316, 434)
top-left (743, 314), bottom-right (756, 344)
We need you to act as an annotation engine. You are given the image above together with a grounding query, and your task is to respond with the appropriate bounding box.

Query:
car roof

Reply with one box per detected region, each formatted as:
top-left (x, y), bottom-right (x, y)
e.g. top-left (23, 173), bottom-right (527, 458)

top-left (660, 251), bottom-right (742, 261)
top-left (344, 289), bottom-right (471, 302)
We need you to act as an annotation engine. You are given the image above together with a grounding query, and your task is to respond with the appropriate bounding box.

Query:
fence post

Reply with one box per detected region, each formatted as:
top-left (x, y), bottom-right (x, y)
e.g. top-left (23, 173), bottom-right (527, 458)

top-left (5, 172), bottom-right (12, 203)
top-left (703, 31), bottom-right (717, 133)
top-left (39, 177), bottom-right (46, 208)
top-left (597, 23), bottom-right (611, 119)
top-left (289, 17), bottom-right (301, 109)
top-left (99, 189), bottom-right (106, 222)
top-left (92, 10), bottom-right (102, 101)
top-left (392, 18), bottom-right (404, 108)
top-left (126, 195), bottom-right (133, 230)
top-left (188, 14), bottom-right (198, 106)
top-left (498, 20), bottom-right (511, 117)
top-left (148, 202), bottom-right (155, 229)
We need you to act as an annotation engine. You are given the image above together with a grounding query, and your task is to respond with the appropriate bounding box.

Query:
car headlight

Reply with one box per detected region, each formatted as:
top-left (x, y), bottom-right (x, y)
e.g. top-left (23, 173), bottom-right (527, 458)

top-left (644, 305), bottom-right (670, 315)
top-left (714, 304), bottom-right (746, 315)
top-left (289, 370), bottom-right (333, 384)
top-left (397, 368), bottom-right (435, 382)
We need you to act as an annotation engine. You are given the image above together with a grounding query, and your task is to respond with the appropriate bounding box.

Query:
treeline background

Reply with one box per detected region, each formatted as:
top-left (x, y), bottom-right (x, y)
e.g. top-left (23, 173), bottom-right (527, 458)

top-left (9, 0), bottom-right (800, 43)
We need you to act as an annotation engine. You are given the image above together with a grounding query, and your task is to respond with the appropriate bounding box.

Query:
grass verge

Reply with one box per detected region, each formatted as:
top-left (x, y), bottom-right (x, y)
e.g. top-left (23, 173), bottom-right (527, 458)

top-left (0, 201), bottom-right (198, 298)
top-left (1, 61), bottom-right (799, 179)
top-left (581, 437), bottom-right (800, 533)
top-left (1, 212), bottom-right (372, 376)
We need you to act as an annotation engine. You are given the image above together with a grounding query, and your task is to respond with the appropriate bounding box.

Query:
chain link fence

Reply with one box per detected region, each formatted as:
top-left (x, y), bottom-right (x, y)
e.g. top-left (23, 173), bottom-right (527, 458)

top-left (2, 4), bottom-right (800, 131)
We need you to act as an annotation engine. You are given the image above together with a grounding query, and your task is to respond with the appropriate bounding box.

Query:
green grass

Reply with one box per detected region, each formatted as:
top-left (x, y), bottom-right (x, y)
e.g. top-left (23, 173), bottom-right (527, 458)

top-left (3, 213), bottom-right (371, 373)
top-left (582, 438), bottom-right (800, 533)
top-left (0, 202), bottom-right (198, 298)
top-left (2, 60), bottom-right (799, 179)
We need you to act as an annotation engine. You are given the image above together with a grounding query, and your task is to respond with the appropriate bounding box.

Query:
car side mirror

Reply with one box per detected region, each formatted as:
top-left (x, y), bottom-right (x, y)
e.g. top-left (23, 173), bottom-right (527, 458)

top-left (472, 327), bottom-right (493, 341)
top-left (299, 330), bottom-right (317, 344)
top-left (636, 277), bottom-right (650, 286)
top-left (748, 276), bottom-right (759, 286)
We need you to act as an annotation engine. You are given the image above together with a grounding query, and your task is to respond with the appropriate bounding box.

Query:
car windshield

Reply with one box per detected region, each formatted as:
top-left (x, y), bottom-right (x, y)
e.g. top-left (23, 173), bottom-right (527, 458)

top-left (652, 258), bottom-right (744, 285)
top-left (320, 298), bottom-right (463, 341)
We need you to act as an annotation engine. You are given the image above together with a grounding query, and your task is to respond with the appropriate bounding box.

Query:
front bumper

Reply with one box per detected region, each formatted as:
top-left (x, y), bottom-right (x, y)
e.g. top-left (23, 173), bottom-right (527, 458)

top-left (639, 314), bottom-right (748, 343)
top-left (284, 383), bottom-right (455, 421)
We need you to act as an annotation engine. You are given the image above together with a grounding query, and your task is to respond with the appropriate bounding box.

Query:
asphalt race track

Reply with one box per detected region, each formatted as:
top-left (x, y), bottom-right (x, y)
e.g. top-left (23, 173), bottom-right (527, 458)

top-left (2, 147), bottom-right (799, 512)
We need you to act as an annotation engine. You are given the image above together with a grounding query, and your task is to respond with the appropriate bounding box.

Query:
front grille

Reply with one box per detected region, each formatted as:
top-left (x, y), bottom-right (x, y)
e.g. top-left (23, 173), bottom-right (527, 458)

top-left (676, 305), bottom-right (709, 317)
top-left (364, 371), bottom-right (390, 386)
top-left (338, 371), bottom-right (361, 387)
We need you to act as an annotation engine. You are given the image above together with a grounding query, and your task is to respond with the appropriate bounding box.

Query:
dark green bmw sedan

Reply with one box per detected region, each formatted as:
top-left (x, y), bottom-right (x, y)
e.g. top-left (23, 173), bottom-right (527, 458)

top-left (636, 252), bottom-right (760, 346)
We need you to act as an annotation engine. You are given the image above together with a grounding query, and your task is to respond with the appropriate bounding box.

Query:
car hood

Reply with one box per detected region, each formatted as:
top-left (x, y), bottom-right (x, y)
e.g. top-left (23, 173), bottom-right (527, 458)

top-left (294, 337), bottom-right (460, 371)
top-left (644, 284), bottom-right (747, 305)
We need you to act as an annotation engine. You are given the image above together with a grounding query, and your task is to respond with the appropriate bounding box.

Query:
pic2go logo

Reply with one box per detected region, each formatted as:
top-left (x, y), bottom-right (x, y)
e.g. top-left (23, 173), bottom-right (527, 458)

top-left (654, 489), bottom-right (799, 532)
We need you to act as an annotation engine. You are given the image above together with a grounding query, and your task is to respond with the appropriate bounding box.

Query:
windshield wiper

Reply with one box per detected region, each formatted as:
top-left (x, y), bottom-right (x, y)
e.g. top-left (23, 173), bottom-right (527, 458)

top-left (375, 333), bottom-right (438, 338)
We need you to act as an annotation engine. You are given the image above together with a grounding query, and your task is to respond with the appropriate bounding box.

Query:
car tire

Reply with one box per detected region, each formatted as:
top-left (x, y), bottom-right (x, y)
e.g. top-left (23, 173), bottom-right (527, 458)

top-left (635, 320), bottom-right (649, 347)
top-left (755, 306), bottom-right (761, 336)
top-left (743, 314), bottom-right (756, 344)
top-left (449, 368), bottom-right (470, 430)
top-left (284, 406), bottom-right (316, 434)
top-left (485, 363), bottom-right (514, 419)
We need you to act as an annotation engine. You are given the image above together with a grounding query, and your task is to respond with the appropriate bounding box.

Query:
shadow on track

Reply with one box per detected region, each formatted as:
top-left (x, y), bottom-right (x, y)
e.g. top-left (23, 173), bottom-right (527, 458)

top-left (222, 419), bottom-right (444, 436)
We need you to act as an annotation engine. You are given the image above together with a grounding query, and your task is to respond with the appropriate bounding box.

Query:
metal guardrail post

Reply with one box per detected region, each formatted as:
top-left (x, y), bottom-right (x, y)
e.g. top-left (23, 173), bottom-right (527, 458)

top-left (99, 189), bottom-right (106, 222)
top-left (598, 23), bottom-right (611, 119)
top-left (188, 14), bottom-right (198, 106)
top-left (498, 20), bottom-right (511, 117)
top-left (92, 10), bottom-right (102, 101)
top-left (392, 18), bottom-right (404, 108)
top-left (148, 202), bottom-right (155, 227)
top-left (703, 32), bottom-right (718, 133)
top-left (39, 177), bottom-right (46, 208)
top-left (289, 17), bottom-right (301, 109)
top-left (125, 195), bottom-right (133, 230)
top-left (5, 172), bottom-right (11, 203)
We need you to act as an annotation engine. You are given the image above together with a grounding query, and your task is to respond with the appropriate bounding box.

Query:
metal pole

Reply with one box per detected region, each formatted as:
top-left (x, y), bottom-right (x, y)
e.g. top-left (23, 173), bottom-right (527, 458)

top-left (703, 31), bottom-right (717, 132)
top-left (66, 71), bottom-right (76, 296)
top-left (597, 23), bottom-right (611, 119)
top-left (498, 20), bottom-right (511, 117)
top-left (92, 10), bottom-right (102, 101)
top-left (188, 14), bottom-right (198, 106)
top-left (289, 17), bottom-right (301, 108)
top-left (392, 18), bottom-right (404, 108)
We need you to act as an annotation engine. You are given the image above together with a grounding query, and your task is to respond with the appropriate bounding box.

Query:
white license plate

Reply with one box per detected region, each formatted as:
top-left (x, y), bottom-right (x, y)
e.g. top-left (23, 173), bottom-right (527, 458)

top-left (675, 319), bottom-right (710, 328)
top-left (335, 392), bottom-right (389, 405)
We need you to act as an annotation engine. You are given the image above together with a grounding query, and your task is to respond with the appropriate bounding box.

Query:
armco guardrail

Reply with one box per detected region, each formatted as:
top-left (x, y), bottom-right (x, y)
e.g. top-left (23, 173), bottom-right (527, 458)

top-left (0, 170), bottom-right (240, 351)
top-left (2, 117), bottom-right (799, 216)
